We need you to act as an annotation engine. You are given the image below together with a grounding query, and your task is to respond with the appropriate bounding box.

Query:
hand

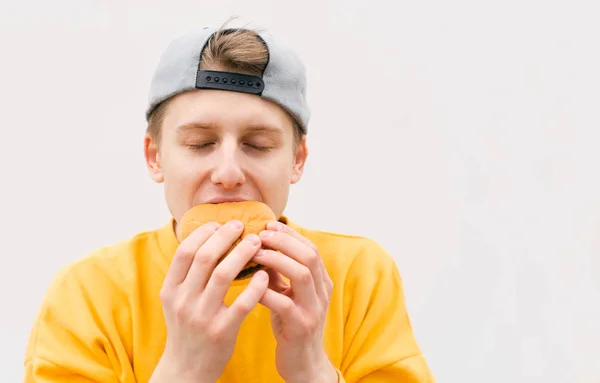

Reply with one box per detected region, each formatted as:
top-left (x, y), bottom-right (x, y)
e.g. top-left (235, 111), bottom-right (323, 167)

top-left (253, 221), bottom-right (337, 383)
top-left (151, 220), bottom-right (269, 383)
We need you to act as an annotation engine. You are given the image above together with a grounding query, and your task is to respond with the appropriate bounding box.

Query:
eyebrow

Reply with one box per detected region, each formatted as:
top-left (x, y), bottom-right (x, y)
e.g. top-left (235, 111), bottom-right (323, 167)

top-left (176, 122), bottom-right (285, 135)
top-left (176, 122), bottom-right (216, 134)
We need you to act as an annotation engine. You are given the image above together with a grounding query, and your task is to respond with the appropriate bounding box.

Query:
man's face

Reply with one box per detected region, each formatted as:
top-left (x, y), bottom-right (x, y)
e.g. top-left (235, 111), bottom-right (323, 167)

top-left (144, 89), bottom-right (307, 223)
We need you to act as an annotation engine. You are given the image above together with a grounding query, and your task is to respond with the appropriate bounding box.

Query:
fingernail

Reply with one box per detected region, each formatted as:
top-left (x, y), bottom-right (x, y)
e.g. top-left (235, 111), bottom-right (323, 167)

top-left (256, 270), bottom-right (268, 281)
top-left (269, 221), bottom-right (284, 231)
top-left (230, 220), bottom-right (243, 230)
top-left (254, 249), bottom-right (266, 258)
top-left (259, 230), bottom-right (274, 238)
top-left (244, 234), bottom-right (259, 245)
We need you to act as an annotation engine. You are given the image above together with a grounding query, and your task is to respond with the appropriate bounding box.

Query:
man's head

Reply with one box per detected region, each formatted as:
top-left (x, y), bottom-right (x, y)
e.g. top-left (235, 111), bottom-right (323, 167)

top-left (144, 23), bottom-right (310, 222)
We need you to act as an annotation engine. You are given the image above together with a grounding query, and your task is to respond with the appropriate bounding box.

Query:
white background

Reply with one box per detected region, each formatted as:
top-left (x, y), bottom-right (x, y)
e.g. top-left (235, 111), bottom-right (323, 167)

top-left (1, 0), bottom-right (599, 382)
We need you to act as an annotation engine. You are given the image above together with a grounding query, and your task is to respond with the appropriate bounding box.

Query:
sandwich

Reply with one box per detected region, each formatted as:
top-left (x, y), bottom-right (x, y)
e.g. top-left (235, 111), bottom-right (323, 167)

top-left (177, 200), bottom-right (276, 280)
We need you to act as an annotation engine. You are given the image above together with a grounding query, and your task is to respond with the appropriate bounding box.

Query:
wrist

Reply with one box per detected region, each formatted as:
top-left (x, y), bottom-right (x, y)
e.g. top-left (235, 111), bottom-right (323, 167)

top-left (312, 360), bottom-right (338, 383)
top-left (285, 356), bottom-right (338, 383)
top-left (150, 356), bottom-right (217, 383)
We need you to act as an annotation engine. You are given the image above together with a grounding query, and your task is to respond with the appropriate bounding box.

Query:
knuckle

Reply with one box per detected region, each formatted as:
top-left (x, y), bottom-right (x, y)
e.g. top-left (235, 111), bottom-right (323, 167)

top-left (232, 300), bottom-right (253, 316)
top-left (159, 287), bottom-right (173, 303)
top-left (206, 326), bottom-right (226, 342)
top-left (193, 251), bottom-right (213, 267)
top-left (307, 240), bottom-right (319, 253)
top-left (298, 268), bottom-right (313, 284)
top-left (307, 319), bottom-right (319, 333)
top-left (211, 268), bottom-right (232, 285)
top-left (173, 299), bottom-right (190, 323)
top-left (327, 279), bottom-right (334, 295)
top-left (306, 252), bottom-right (320, 269)
top-left (282, 299), bottom-right (295, 315)
top-left (174, 245), bottom-right (195, 262)
top-left (298, 319), bottom-right (317, 337)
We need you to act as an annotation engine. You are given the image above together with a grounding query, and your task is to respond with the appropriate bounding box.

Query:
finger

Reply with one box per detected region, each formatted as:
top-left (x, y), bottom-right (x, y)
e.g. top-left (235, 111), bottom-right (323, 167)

top-left (203, 234), bottom-right (262, 305)
top-left (259, 287), bottom-right (296, 318)
top-left (222, 270), bottom-right (269, 329)
top-left (265, 267), bottom-right (290, 294)
top-left (181, 220), bottom-right (244, 293)
top-left (163, 222), bottom-right (220, 288)
top-left (266, 221), bottom-right (319, 253)
top-left (266, 222), bottom-right (330, 299)
top-left (253, 249), bottom-right (317, 307)
top-left (267, 223), bottom-right (332, 296)
top-left (259, 229), bottom-right (326, 300)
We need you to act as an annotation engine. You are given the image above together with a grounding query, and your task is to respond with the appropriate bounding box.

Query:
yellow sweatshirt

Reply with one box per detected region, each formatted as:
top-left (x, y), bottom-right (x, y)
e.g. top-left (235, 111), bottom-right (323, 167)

top-left (24, 216), bottom-right (435, 382)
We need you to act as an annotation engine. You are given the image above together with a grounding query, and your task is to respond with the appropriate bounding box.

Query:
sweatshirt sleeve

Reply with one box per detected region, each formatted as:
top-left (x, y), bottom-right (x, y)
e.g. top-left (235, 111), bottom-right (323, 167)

top-left (338, 240), bottom-right (436, 382)
top-left (24, 259), bottom-right (133, 382)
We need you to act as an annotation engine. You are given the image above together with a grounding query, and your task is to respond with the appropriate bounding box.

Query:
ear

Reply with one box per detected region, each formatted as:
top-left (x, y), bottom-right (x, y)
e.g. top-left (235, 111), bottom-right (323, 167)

top-left (290, 137), bottom-right (308, 184)
top-left (144, 134), bottom-right (164, 183)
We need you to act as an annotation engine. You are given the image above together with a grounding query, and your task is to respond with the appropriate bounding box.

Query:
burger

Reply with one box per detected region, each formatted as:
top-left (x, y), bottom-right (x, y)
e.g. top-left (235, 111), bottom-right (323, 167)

top-left (177, 200), bottom-right (276, 280)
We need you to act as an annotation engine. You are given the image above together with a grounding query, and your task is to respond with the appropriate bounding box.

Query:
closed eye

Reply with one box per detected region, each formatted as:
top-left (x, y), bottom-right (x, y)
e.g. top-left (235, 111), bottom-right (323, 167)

top-left (244, 143), bottom-right (272, 152)
top-left (189, 142), bottom-right (215, 151)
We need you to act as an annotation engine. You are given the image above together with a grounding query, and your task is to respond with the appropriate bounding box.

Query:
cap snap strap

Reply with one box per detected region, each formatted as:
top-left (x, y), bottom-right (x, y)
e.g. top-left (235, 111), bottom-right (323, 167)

top-left (196, 70), bottom-right (264, 95)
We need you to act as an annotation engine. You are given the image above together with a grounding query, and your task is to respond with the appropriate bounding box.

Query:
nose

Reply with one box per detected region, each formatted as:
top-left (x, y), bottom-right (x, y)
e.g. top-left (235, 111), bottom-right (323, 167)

top-left (210, 142), bottom-right (246, 189)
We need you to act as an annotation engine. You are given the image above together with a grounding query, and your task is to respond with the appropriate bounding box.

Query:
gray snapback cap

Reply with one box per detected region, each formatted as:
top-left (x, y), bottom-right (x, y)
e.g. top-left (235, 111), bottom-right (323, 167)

top-left (146, 26), bottom-right (310, 133)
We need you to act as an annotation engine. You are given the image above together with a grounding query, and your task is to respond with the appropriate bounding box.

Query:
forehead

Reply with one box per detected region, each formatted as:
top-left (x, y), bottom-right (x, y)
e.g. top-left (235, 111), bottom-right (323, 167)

top-left (162, 89), bottom-right (294, 136)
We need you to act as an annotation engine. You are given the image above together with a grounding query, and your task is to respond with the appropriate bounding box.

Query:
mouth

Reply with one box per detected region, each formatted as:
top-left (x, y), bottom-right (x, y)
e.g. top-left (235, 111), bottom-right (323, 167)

top-left (204, 197), bottom-right (249, 204)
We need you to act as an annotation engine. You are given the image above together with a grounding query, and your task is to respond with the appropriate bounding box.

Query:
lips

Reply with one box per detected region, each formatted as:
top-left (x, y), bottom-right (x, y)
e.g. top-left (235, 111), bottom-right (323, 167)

top-left (204, 197), bottom-right (249, 204)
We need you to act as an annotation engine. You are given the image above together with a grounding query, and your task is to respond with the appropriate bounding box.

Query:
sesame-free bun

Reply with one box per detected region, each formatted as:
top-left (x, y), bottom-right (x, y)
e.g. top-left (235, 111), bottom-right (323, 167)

top-left (177, 200), bottom-right (276, 280)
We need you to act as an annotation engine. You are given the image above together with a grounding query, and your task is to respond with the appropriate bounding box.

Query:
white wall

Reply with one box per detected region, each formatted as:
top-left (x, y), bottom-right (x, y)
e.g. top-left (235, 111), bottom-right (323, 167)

top-left (1, 0), bottom-right (599, 382)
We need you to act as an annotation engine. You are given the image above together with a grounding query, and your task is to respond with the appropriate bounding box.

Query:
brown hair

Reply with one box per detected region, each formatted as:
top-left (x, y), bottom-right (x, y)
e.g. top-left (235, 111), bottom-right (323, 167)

top-left (146, 22), bottom-right (303, 147)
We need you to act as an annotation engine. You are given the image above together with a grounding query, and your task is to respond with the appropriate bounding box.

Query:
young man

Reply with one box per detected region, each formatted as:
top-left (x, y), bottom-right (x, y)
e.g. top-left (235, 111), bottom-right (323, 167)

top-left (24, 22), bottom-right (436, 382)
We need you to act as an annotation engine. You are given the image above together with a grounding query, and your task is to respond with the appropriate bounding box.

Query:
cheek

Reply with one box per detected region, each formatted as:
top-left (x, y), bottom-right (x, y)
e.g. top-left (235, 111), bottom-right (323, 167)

top-left (161, 153), bottom-right (208, 218)
top-left (162, 151), bottom-right (207, 186)
top-left (250, 155), bottom-right (293, 189)
top-left (253, 161), bottom-right (292, 217)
